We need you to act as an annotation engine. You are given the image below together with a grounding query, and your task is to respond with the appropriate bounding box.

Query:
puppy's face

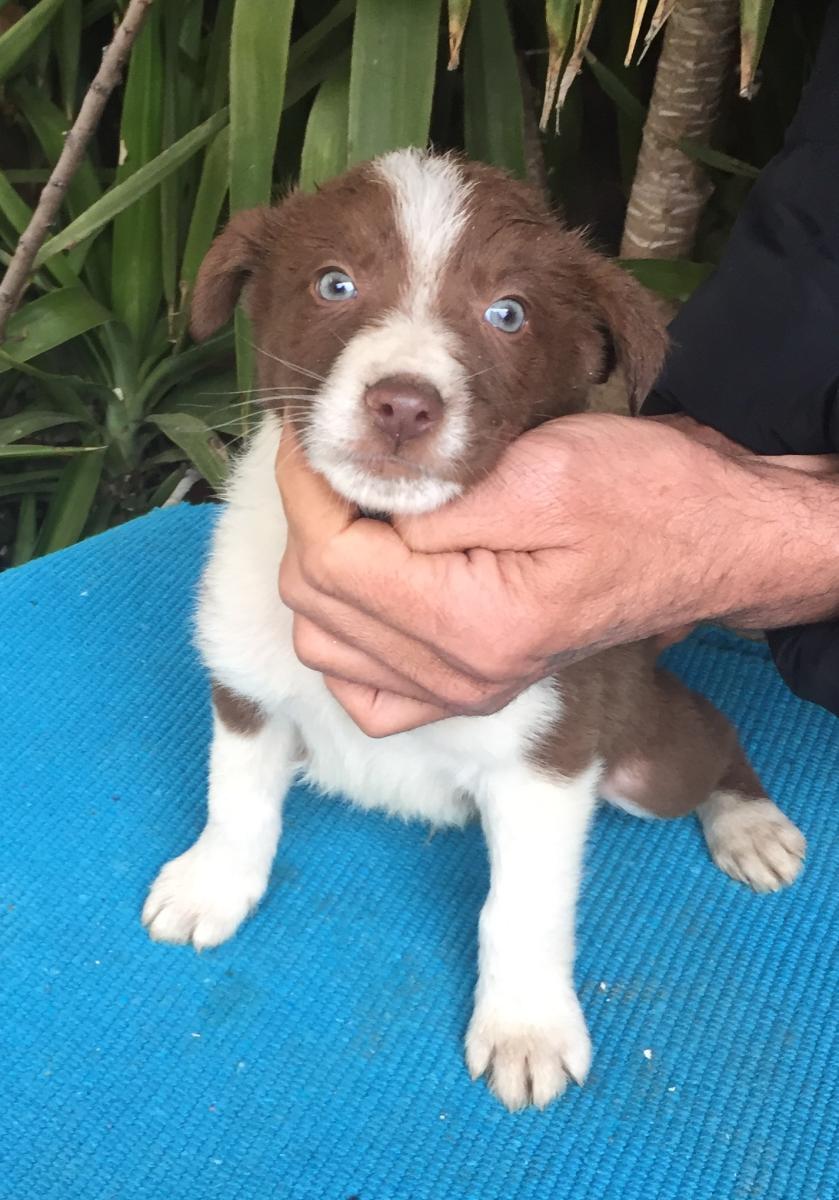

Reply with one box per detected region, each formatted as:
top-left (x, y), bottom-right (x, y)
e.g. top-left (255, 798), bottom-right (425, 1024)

top-left (192, 150), bottom-right (666, 514)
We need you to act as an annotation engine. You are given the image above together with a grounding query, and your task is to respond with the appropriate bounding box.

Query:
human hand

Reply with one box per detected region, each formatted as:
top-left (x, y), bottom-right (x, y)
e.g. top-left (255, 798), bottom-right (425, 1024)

top-left (277, 414), bottom-right (772, 735)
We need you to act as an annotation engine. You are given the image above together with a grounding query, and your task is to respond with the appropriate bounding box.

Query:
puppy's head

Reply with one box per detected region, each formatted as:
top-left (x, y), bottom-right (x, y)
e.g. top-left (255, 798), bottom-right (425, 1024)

top-left (192, 149), bottom-right (667, 514)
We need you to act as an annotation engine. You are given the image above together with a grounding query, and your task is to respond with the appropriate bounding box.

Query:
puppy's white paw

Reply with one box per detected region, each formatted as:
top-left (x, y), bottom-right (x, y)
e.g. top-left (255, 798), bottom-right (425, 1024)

top-left (701, 793), bottom-right (806, 893)
top-left (466, 992), bottom-right (591, 1111)
top-left (142, 838), bottom-right (268, 950)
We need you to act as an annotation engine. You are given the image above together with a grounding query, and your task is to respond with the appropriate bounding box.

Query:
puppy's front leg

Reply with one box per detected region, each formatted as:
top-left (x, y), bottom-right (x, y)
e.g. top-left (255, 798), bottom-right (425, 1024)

top-left (143, 688), bottom-right (297, 951)
top-left (468, 764), bottom-right (600, 1110)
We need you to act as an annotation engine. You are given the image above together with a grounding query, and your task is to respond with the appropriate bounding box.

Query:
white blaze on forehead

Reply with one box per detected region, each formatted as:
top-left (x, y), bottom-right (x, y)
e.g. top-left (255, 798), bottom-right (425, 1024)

top-left (373, 149), bottom-right (473, 312)
top-left (304, 150), bottom-right (476, 514)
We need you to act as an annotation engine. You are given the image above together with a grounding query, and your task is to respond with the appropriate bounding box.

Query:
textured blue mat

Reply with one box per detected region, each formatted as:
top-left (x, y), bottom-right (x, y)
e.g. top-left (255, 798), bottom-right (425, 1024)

top-left (2, 503), bottom-right (837, 1200)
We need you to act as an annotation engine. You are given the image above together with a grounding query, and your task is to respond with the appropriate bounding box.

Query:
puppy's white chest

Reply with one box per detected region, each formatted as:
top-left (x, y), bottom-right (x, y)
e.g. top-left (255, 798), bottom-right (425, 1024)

top-left (276, 668), bottom-right (555, 826)
top-left (196, 418), bottom-right (561, 826)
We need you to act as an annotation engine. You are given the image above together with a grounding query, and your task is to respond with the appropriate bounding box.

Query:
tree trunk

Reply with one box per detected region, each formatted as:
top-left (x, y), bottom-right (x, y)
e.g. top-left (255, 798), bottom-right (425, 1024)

top-left (620, 0), bottom-right (739, 261)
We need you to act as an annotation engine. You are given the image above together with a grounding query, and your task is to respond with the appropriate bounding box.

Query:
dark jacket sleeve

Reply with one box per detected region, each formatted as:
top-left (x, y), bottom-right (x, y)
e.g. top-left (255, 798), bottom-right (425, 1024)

top-left (642, 1), bottom-right (839, 716)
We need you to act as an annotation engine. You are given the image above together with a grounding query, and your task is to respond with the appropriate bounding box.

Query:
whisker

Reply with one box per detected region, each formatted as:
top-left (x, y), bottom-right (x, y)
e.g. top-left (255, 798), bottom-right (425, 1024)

top-left (461, 364), bottom-right (497, 384)
top-left (190, 384), bottom-right (318, 398)
top-left (250, 342), bottom-right (327, 384)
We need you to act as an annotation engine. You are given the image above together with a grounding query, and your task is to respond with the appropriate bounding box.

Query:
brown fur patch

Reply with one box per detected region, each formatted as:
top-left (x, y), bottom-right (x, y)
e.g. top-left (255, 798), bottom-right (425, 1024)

top-left (530, 642), bottom-right (764, 818)
top-left (191, 163), bottom-right (409, 393)
top-left (211, 681), bottom-right (266, 736)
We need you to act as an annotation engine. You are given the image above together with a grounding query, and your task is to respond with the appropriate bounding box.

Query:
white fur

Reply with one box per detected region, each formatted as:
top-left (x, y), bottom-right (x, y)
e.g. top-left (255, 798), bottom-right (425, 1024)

top-left (304, 314), bottom-right (469, 515)
top-left (373, 148), bottom-right (474, 313)
top-left (304, 151), bottom-right (475, 515)
top-left (467, 762), bottom-right (601, 1108)
top-left (143, 709), bottom-right (297, 949)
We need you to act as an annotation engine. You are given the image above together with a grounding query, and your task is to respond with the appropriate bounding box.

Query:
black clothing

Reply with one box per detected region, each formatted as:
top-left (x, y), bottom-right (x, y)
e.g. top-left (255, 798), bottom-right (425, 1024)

top-left (643, 1), bottom-right (839, 715)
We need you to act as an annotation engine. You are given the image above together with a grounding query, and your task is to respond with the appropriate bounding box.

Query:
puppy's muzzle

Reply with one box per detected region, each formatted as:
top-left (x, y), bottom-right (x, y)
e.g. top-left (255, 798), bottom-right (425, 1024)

top-left (364, 374), bottom-right (443, 448)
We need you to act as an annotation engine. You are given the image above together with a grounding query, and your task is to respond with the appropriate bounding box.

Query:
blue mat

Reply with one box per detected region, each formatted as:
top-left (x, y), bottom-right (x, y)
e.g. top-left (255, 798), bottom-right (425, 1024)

top-left (2, 503), bottom-right (837, 1200)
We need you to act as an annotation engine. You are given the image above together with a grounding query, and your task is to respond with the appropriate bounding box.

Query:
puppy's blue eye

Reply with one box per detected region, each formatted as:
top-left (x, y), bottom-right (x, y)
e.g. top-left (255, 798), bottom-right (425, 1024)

top-left (317, 269), bottom-right (358, 301)
top-left (484, 297), bottom-right (525, 333)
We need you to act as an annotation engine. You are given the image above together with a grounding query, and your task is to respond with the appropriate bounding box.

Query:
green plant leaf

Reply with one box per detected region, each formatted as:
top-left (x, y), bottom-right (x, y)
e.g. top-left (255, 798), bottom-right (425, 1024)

top-left (34, 446), bottom-right (106, 555)
top-left (34, 108), bottom-right (229, 269)
top-left (12, 494), bottom-right (38, 567)
top-left (156, 369), bottom-right (249, 438)
top-left (463, 0), bottom-right (526, 177)
top-left (229, 0), bottom-right (294, 211)
top-left (0, 410), bottom-right (81, 445)
top-left (148, 463), bottom-right (189, 508)
top-left (229, 0), bottom-right (293, 395)
top-left (0, 287), bottom-right (112, 370)
top-left (146, 411), bottom-right (228, 489)
top-left (300, 64), bottom-right (350, 191)
top-left (0, 0), bottom-right (64, 84)
top-left (740, 0), bottom-right (774, 98)
top-left (0, 443), bottom-right (102, 459)
top-left (111, 3), bottom-right (163, 352)
top-left (10, 79), bottom-right (110, 288)
top-left (138, 327), bottom-right (235, 410)
top-left (583, 49), bottom-right (645, 123)
top-left (0, 169), bottom-right (79, 288)
top-left (541, 0), bottom-right (577, 129)
top-left (11, 81), bottom-right (105, 217)
top-left (619, 258), bottom-right (713, 302)
top-left (178, 125), bottom-right (230, 331)
top-left (284, 41), bottom-right (352, 112)
top-left (81, 0), bottom-right (117, 28)
top-left (160, 0), bottom-right (181, 317)
top-left (585, 51), bottom-right (759, 179)
top-left (0, 351), bottom-right (102, 418)
top-left (291, 0), bottom-right (355, 71)
top-left (447, 0), bottom-right (472, 69)
top-left (348, 0), bottom-right (442, 163)
top-left (677, 136), bottom-right (760, 180)
top-left (202, 0), bottom-right (235, 114)
top-left (57, 0), bottom-right (81, 118)
top-left (280, 0), bottom-right (355, 113)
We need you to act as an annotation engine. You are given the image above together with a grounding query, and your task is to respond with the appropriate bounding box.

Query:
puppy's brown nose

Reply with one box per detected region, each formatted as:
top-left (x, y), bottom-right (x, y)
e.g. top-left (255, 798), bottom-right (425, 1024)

top-left (364, 375), bottom-right (442, 445)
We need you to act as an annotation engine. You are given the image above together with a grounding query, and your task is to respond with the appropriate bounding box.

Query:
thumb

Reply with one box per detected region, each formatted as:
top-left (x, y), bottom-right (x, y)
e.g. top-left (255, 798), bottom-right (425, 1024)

top-left (395, 427), bottom-right (567, 553)
top-left (275, 425), bottom-right (358, 541)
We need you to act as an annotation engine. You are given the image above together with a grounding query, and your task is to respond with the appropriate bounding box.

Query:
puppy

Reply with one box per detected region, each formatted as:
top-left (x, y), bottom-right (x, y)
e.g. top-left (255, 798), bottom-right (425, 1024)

top-left (143, 150), bottom-right (805, 1111)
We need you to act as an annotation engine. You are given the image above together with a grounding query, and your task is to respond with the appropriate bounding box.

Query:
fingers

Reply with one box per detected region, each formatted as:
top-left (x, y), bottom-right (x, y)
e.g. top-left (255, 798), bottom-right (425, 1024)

top-left (653, 623), bottom-right (697, 652)
top-left (395, 425), bottom-right (573, 554)
top-left (324, 678), bottom-right (452, 736)
top-left (292, 614), bottom-right (449, 707)
top-left (275, 425), bottom-right (357, 540)
top-left (764, 452), bottom-right (839, 476)
top-left (282, 528), bottom-right (525, 686)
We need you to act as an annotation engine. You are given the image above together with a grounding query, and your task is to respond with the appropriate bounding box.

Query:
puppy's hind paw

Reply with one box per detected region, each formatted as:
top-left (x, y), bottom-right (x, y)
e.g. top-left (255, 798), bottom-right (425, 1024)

top-left (701, 793), bottom-right (805, 893)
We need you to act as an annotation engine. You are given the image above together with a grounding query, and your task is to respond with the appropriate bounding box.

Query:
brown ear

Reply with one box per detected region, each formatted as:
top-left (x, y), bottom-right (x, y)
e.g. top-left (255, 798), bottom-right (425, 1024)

top-left (582, 252), bottom-right (669, 415)
top-left (189, 207), bottom-right (279, 342)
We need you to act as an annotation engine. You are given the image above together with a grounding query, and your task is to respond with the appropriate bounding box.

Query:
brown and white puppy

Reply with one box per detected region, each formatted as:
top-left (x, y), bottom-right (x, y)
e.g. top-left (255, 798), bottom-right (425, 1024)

top-left (142, 150), bottom-right (805, 1111)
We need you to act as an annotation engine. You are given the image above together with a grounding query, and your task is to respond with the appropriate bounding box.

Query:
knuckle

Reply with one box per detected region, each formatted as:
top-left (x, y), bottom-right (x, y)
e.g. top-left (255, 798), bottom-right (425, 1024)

top-left (278, 556), bottom-right (304, 610)
top-left (353, 708), bottom-right (393, 739)
top-left (291, 618), bottom-right (324, 669)
top-left (443, 675), bottom-right (496, 714)
top-left (301, 537), bottom-right (344, 593)
top-left (464, 643), bottom-right (519, 686)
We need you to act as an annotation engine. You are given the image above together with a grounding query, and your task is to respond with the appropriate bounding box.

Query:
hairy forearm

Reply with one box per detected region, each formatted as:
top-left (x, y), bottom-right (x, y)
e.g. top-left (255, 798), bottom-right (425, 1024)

top-left (705, 457), bottom-right (839, 630)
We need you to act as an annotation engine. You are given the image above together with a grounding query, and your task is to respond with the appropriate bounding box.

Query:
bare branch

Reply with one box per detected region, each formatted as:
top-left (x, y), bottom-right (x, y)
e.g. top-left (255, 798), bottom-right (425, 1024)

top-left (0, 0), bottom-right (156, 340)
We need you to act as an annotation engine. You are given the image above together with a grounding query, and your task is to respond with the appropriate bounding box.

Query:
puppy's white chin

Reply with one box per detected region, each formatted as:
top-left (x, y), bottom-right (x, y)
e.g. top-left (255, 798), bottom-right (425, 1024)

top-left (316, 456), bottom-right (463, 515)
